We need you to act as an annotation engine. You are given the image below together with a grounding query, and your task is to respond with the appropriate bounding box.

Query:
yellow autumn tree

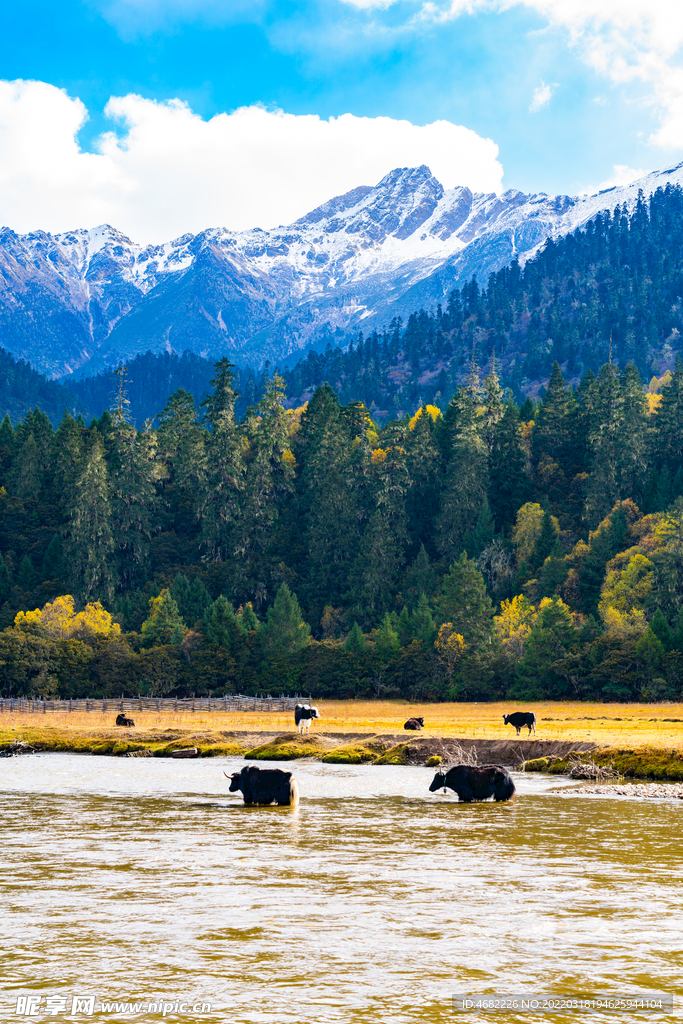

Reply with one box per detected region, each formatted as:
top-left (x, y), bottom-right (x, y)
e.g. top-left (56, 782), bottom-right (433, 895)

top-left (15, 595), bottom-right (120, 639)
top-left (512, 503), bottom-right (560, 563)
top-left (435, 623), bottom-right (466, 676)
top-left (494, 594), bottom-right (537, 658)
top-left (598, 553), bottom-right (654, 622)
top-left (408, 405), bottom-right (442, 431)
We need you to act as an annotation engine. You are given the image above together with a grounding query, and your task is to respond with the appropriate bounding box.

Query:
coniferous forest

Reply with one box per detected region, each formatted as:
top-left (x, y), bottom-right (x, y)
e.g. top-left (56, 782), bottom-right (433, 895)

top-left (1, 188), bottom-right (682, 703)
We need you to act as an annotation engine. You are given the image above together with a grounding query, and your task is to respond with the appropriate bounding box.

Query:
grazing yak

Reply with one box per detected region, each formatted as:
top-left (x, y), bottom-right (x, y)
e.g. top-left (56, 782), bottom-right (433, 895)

top-left (503, 711), bottom-right (536, 736)
top-left (294, 703), bottom-right (320, 735)
top-left (429, 764), bottom-right (516, 803)
top-left (404, 717), bottom-right (424, 730)
top-left (115, 713), bottom-right (135, 727)
top-left (225, 765), bottom-right (299, 806)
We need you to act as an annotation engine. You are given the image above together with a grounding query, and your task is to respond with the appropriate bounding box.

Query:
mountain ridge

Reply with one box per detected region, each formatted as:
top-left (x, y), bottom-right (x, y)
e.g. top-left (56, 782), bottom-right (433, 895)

top-left (2, 161), bottom-right (683, 378)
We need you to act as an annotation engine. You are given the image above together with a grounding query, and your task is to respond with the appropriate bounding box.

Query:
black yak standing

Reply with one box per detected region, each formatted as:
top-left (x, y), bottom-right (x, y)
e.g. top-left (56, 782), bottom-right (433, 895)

top-left (429, 764), bottom-right (515, 803)
top-left (225, 766), bottom-right (299, 806)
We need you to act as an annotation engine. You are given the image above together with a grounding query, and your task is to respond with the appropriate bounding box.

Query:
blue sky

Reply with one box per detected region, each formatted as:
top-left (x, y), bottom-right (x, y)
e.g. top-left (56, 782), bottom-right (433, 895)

top-left (1, 0), bottom-right (682, 240)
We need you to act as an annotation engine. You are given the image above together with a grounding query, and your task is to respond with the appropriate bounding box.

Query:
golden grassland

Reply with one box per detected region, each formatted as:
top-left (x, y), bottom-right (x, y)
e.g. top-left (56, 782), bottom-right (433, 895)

top-left (2, 699), bottom-right (683, 753)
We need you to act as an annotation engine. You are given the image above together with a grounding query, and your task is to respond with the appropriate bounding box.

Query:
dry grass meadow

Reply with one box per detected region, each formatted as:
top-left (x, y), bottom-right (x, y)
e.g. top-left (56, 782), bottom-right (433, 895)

top-left (2, 699), bottom-right (683, 752)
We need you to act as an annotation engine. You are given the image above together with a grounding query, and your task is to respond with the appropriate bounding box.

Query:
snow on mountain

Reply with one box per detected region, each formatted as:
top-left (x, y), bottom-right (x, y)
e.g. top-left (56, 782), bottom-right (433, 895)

top-left (2, 161), bottom-right (683, 377)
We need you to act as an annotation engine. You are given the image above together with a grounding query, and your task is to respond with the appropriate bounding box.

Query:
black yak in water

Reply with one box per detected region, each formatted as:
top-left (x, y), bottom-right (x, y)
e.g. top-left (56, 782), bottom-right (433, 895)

top-left (429, 764), bottom-right (515, 803)
top-left (225, 765), bottom-right (299, 806)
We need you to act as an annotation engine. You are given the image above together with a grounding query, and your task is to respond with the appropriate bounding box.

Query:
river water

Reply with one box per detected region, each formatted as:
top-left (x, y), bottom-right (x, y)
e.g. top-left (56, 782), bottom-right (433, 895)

top-left (1, 754), bottom-right (681, 1024)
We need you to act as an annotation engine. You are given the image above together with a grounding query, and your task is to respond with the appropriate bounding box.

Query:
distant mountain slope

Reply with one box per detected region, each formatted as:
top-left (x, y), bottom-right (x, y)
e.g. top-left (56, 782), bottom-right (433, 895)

top-left (284, 182), bottom-right (683, 416)
top-left (0, 348), bottom-right (88, 425)
top-left (3, 162), bottom-right (683, 378)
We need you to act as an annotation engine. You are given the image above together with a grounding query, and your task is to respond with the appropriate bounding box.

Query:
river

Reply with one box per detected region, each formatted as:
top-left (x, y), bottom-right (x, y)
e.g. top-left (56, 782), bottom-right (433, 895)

top-left (1, 754), bottom-right (681, 1023)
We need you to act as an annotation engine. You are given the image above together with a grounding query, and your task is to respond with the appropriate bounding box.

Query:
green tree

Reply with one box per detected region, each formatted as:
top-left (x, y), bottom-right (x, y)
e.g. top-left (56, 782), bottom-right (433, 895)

top-left (344, 620), bottom-right (367, 656)
top-left (141, 589), bottom-right (187, 648)
top-left (259, 583), bottom-right (311, 660)
top-left (437, 387), bottom-right (488, 560)
top-left (488, 402), bottom-right (531, 532)
top-left (65, 431), bottom-right (115, 603)
top-left (202, 595), bottom-right (244, 652)
top-left (198, 359), bottom-right (245, 563)
top-left (436, 552), bottom-right (494, 650)
top-left (171, 573), bottom-right (213, 627)
top-left (231, 374), bottom-right (293, 605)
top-left (653, 355), bottom-right (683, 474)
top-left (402, 543), bottom-right (438, 607)
top-left (0, 556), bottom-right (10, 603)
top-left (109, 419), bottom-right (158, 590)
top-left (511, 597), bottom-right (576, 699)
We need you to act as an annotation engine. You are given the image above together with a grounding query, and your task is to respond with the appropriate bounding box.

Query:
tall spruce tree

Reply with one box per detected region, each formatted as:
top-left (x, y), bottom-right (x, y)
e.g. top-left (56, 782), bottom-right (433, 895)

top-left (231, 373), bottom-right (293, 606)
top-left (488, 402), bottom-right (530, 532)
top-left (437, 386), bottom-right (488, 561)
top-left (198, 359), bottom-right (245, 563)
top-left (65, 431), bottom-right (115, 602)
top-left (584, 363), bottom-right (623, 528)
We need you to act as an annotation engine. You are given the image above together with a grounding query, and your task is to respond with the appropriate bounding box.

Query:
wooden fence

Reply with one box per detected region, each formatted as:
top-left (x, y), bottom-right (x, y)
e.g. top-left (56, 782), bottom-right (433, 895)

top-left (0, 695), bottom-right (312, 715)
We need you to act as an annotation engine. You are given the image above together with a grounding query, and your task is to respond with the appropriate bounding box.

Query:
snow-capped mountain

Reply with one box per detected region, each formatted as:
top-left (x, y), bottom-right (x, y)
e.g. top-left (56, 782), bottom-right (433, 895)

top-left (2, 162), bottom-right (683, 378)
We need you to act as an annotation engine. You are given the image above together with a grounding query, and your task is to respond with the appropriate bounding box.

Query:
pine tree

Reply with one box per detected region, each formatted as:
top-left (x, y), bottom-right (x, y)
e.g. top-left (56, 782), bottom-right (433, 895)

top-left (530, 510), bottom-right (558, 573)
top-left (653, 355), bottom-right (683, 474)
top-left (109, 419), bottom-right (158, 590)
top-left (198, 359), bottom-right (245, 563)
top-left (52, 412), bottom-right (85, 512)
top-left (437, 387), bottom-right (488, 561)
top-left (157, 389), bottom-right (207, 536)
top-left (231, 374), bottom-right (293, 605)
top-left (373, 612), bottom-right (400, 664)
top-left (0, 556), bottom-right (10, 603)
top-left (411, 592), bottom-right (436, 645)
top-left (617, 361), bottom-right (648, 504)
top-left (65, 431), bottom-right (115, 602)
top-left (17, 555), bottom-right (35, 591)
top-left (488, 402), bottom-right (530, 532)
top-left (10, 432), bottom-right (43, 500)
top-left (511, 597), bottom-right (575, 699)
top-left (344, 620), bottom-right (367, 655)
top-left (41, 534), bottom-right (66, 593)
top-left (436, 552), bottom-right (494, 650)
top-left (402, 544), bottom-right (438, 607)
top-left (584, 363), bottom-right (622, 528)
top-left (238, 603), bottom-right (260, 633)
top-left (171, 573), bottom-right (213, 627)
top-left (141, 589), bottom-right (187, 647)
top-left (296, 386), bottom-right (361, 619)
top-left (259, 583), bottom-right (311, 659)
top-left (482, 354), bottom-right (504, 453)
top-left (404, 405), bottom-right (443, 550)
top-left (350, 432), bottom-right (410, 621)
top-left (202, 594), bottom-right (244, 651)
top-left (0, 414), bottom-right (15, 482)
top-left (465, 497), bottom-right (495, 558)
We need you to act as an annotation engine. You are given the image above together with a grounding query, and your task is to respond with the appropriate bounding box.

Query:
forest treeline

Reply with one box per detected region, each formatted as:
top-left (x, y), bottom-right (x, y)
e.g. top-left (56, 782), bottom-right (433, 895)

top-left (0, 346), bottom-right (682, 703)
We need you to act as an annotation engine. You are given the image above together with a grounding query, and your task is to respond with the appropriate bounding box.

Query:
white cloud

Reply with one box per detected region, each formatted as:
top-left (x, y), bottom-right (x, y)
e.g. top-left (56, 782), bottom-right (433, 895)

top-left (600, 163), bottom-right (649, 187)
top-left (0, 80), bottom-right (504, 243)
top-left (529, 81), bottom-right (554, 112)
top-left (584, 162), bottom-right (650, 192)
top-left (355, 0), bottom-right (683, 149)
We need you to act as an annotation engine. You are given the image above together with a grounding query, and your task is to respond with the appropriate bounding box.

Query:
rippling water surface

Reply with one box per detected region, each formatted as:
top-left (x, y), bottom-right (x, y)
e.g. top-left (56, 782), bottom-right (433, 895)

top-left (1, 754), bottom-right (681, 1024)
